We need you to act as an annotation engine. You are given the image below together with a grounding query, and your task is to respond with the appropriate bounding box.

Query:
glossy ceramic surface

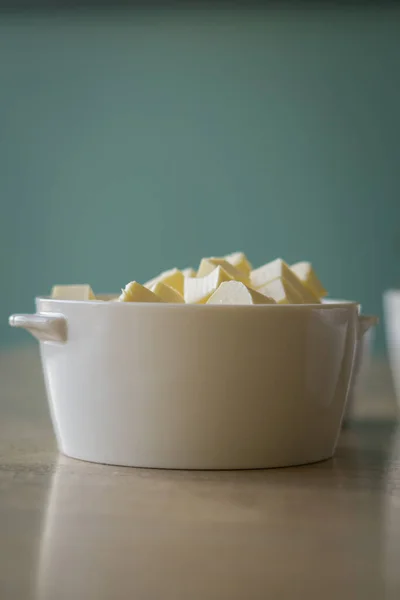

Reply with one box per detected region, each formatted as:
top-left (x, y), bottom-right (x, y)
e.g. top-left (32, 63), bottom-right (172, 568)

top-left (384, 290), bottom-right (400, 408)
top-left (323, 299), bottom-right (374, 420)
top-left (9, 298), bottom-right (374, 469)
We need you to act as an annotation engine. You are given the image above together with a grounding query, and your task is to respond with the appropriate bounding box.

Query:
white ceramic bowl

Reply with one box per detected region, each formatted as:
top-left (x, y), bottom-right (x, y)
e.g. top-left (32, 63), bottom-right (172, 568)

top-left (9, 297), bottom-right (376, 469)
top-left (384, 290), bottom-right (400, 407)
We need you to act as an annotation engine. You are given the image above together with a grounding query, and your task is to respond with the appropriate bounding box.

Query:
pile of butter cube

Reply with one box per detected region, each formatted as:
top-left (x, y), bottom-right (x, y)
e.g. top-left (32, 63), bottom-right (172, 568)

top-left (51, 253), bottom-right (327, 306)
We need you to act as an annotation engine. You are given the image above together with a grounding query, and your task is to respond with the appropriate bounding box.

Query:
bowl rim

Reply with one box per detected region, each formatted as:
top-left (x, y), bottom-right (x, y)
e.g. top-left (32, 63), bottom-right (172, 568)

top-left (323, 298), bottom-right (360, 305)
top-left (36, 295), bottom-right (360, 311)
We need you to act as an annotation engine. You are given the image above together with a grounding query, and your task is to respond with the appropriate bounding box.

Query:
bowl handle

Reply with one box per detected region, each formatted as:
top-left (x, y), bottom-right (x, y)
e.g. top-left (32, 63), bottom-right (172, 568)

top-left (358, 314), bottom-right (378, 340)
top-left (9, 313), bottom-right (67, 343)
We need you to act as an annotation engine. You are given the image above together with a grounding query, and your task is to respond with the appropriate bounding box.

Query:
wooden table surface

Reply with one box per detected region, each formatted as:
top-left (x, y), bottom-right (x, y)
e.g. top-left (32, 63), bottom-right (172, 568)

top-left (1, 347), bottom-right (400, 600)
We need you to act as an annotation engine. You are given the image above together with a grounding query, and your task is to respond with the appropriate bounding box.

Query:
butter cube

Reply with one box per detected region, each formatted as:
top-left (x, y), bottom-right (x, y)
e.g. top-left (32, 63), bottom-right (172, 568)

top-left (224, 251), bottom-right (252, 276)
top-left (184, 266), bottom-right (232, 304)
top-left (207, 281), bottom-right (275, 305)
top-left (197, 258), bottom-right (248, 284)
top-left (250, 258), bottom-right (295, 289)
top-left (257, 278), bottom-right (303, 304)
top-left (250, 258), bottom-right (320, 303)
top-left (51, 284), bottom-right (96, 301)
top-left (182, 267), bottom-right (196, 278)
top-left (290, 277), bottom-right (320, 304)
top-left (151, 282), bottom-right (184, 303)
top-left (291, 261), bottom-right (327, 299)
top-left (144, 268), bottom-right (184, 295)
top-left (118, 281), bottom-right (162, 303)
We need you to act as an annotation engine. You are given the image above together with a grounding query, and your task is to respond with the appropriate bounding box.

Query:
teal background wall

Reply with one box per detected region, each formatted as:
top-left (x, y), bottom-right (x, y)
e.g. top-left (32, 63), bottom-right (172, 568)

top-left (1, 8), bottom-right (399, 352)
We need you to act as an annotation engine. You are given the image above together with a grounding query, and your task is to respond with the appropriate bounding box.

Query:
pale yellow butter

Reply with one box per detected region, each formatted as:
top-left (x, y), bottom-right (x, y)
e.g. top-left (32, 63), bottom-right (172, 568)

top-left (151, 282), bottom-right (184, 303)
top-left (291, 261), bottom-right (327, 299)
top-left (250, 258), bottom-right (296, 289)
top-left (290, 276), bottom-right (320, 304)
top-left (257, 278), bottom-right (303, 304)
top-left (144, 268), bottom-right (184, 295)
top-left (118, 281), bottom-right (161, 303)
top-left (184, 266), bottom-right (232, 304)
top-left (197, 258), bottom-right (248, 284)
top-left (51, 284), bottom-right (96, 301)
top-left (207, 281), bottom-right (275, 305)
top-left (224, 251), bottom-right (252, 276)
top-left (250, 258), bottom-right (319, 303)
top-left (182, 267), bottom-right (197, 278)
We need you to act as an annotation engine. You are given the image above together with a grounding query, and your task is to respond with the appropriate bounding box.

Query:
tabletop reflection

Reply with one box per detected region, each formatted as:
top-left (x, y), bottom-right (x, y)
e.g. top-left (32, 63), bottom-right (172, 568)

top-left (34, 436), bottom-right (398, 600)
